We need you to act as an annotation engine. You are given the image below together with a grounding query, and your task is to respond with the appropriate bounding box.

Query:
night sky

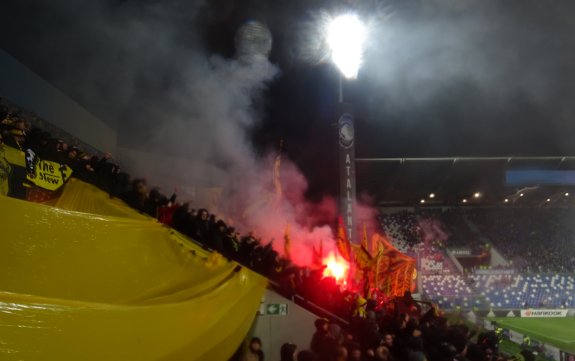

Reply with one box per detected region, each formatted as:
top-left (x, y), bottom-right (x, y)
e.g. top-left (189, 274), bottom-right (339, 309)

top-left (1, 0), bottom-right (575, 202)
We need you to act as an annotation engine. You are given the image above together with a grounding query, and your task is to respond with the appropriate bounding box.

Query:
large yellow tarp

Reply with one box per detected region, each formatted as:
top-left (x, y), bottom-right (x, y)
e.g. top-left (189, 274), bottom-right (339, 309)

top-left (45, 177), bottom-right (151, 220)
top-left (0, 181), bottom-right (267, 360)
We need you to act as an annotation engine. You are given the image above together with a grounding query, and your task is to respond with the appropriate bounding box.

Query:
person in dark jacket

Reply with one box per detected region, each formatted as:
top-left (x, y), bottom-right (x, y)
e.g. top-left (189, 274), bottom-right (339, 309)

top-left (280, 343), bottom-right (298, 361)
top-left (208, 219), bottom-right (227, 252)
top-left (310, 318), bottom-right (330, 355)
top-left (193, 208), bottom-right (210, 244)
top-left (122, 179), bottom-right (156, 216)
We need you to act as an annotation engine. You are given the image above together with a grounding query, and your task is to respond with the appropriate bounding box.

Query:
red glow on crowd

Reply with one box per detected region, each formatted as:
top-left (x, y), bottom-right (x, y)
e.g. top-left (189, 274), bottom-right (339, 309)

top-left (322, 253), bottom-right (349, 284)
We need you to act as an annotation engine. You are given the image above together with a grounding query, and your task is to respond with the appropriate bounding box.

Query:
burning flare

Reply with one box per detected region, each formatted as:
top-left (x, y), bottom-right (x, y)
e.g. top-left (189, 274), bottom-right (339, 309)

top-left (322, 252), bottom-right (349, 284)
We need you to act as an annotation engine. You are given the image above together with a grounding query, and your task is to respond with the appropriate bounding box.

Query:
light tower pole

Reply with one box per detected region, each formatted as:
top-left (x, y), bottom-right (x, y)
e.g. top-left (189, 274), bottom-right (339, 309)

top-left (326, 13), bottom-right (367, 244)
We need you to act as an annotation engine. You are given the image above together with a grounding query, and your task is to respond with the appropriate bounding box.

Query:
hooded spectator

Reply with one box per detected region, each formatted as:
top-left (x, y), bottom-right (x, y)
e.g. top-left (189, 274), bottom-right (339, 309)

top-left (310, 318), bottom-right (329, 354)
top-left (280, 343), bottom-right (298, 361)
top-left (193, 208), bottom-right (210, 243)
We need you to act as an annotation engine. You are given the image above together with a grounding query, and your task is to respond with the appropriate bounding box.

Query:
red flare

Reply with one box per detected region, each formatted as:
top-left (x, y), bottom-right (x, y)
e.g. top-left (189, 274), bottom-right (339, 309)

top-left (322, 252), bottom-right (349, 284)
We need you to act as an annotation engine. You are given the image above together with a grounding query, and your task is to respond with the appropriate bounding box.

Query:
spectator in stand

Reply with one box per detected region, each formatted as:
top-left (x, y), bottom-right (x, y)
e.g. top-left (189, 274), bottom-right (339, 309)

top-left (111, 171), bottom-right (131, 199)
top-left (0, 132), bottom-right (11, 196)
top-left (172, 202), bottom-right (194, 234)
top-left (1, 127), bottom-right (27, 199)
top-left (25, 129), bottom-right (52, 158)
top-left (406, 336), bottom-right (427, 361)
top-left (207, 219), bottom-right (226, 252)
top-left (242, 337), bottom-right (264, 361)
top-left (311, 318), bottom-right (330, 355)
top-left (320, 323), bottom-right (345, 361)
top-left (193, 208), bottom-right (210, 244)
top-left (72, 153), bottom-right (97, 183)
top-left (148, 187), bottom-right (176, 211)
top-left (361, 311), bottom-right (382, 352)
top-left (347, 342), bottom-right (363, 361)
top-left (280, 342), bottom-right (298, 361)
top-left (53, 139), bottom-right (69, 164)
top-left (223, 226), bottom-right (240, 259)
top-left (239, 234), bottom-right (259, 266)
top-left (93, 153), bottom-right (120, 194)
top-left (122, 179), bottom-right (156, 216)
top-left (65, 146), bottom-right (79, 164)
top-left (3, 128), bottom-right (26, 150)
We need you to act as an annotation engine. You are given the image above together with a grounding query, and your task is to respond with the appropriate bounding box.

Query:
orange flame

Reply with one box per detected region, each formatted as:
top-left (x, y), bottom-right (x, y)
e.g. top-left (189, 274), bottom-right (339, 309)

top-left (322, 252), bottom-right (349, 284)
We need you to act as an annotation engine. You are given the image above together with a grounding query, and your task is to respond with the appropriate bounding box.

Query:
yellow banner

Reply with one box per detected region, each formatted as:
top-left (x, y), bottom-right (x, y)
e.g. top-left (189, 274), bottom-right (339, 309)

top-left (3, 145), bottom-right (25, 167)
top-left (26, 159), bottom-right (72, 191)
top-left (0, 146), bottom-right (12, 195)
top-left (0, 181), bottom-right (266, 360)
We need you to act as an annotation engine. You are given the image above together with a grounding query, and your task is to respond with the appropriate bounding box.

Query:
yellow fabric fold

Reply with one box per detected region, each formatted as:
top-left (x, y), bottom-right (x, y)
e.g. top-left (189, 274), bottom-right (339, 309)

top-left (0, 181), bottom-right (266, 360)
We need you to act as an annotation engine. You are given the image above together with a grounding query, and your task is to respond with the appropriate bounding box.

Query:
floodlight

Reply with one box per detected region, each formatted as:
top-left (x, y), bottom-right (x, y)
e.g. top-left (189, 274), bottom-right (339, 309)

top-left (474, 192), bottom-right (481, 198)
top-left (429, 193), bottom-right (435, 198)
top-left (420, 199), bottom-right (425, 204)
top-left (326, 13), bottom-right (367, 79)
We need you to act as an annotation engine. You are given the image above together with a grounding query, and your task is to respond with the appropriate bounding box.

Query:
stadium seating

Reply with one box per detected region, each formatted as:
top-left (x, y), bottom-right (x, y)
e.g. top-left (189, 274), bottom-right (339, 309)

top-left (422, 274), bottom-right (473, 309)
top-left (378, 211), bottom-right (420, 252)
top-left (470, 273), bottom-right (575, 309)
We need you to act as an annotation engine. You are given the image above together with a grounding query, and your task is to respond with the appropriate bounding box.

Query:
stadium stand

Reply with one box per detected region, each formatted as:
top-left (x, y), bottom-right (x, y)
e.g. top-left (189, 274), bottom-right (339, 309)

top-left (471, 273), bottom-right (575, 309)
top-left (2, 98), bottom-right (574, 361)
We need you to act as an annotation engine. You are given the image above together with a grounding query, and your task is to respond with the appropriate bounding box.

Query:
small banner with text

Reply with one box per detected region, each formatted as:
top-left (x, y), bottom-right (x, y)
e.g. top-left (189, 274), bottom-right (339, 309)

top-left (25, 149), bottom-right (72, 191)
top-left (520, 309), bottom-right (568, 318)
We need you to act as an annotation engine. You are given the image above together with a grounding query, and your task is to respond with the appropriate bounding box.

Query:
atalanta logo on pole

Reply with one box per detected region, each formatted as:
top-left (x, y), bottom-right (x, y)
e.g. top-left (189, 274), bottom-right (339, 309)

top-left (338, 113), bottom-right (354, 149)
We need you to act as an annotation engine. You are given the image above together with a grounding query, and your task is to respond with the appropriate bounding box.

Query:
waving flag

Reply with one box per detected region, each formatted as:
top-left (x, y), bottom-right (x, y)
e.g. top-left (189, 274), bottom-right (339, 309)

top-left (283, 223), bottom-right (291, 260)
top-left (335, 217), bottom-right (351, 262)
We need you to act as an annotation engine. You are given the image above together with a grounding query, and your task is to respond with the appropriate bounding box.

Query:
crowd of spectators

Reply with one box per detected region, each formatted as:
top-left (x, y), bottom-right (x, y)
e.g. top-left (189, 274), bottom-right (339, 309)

top-left (466, 208), bottom-right (575, 272)
top-left (378, 212), bottom-right (420, 252)
top-left (434, 209), bottom-right (480, 250)
top-left (1, 100), bottom-right (356, 321)
top-left (237, 294), bottom-right (537, 361)
top-left (1, 101), bottom-right (124, 199)
top-left (2, 100), bottom-right (572, 361)
top-left (379, 207), bottom-right (575, 273)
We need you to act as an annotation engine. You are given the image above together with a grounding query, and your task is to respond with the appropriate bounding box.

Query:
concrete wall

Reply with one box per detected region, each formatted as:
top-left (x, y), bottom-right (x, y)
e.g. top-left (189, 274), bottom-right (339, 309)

top-left (249, 289), bottom-right (318, 360)
top-left (0, 49), bottom-right (116, 153)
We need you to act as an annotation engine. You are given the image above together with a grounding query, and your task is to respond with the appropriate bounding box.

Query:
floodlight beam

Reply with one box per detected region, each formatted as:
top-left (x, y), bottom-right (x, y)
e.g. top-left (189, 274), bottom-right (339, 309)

top-left (326, 13), bottom-right (367, 80)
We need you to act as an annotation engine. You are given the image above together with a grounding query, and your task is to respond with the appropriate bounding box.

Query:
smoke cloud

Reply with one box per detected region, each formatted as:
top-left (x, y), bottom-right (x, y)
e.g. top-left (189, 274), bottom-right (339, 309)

top-left (0, 0), bottom-right (385, 265)
top-left (363, 0), bottom-right (575, 155)
top-left (292, 0), bottom-right (575, 156)
top-left (9, 0), bottom-right (570, 264)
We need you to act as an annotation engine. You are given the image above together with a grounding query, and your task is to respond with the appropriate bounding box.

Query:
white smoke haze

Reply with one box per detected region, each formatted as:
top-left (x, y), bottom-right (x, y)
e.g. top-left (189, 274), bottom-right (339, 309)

top-left (0, 0), bottom-right (383, 264)
top-left (292, 0), bottom-right (575, 154)
top-left (14, 0), bottom-right (573, 264)
top-left (361, 1), bottom-right (575, 121)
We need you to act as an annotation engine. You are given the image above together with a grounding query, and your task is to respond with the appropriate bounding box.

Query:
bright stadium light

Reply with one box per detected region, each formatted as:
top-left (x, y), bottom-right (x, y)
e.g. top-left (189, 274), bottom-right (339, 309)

top-left (326, 13), bottom-right (367, 79)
